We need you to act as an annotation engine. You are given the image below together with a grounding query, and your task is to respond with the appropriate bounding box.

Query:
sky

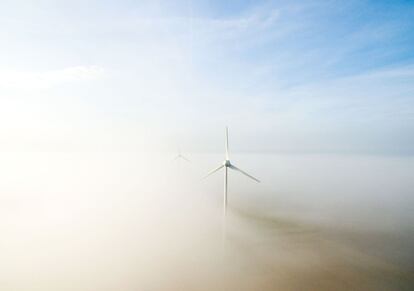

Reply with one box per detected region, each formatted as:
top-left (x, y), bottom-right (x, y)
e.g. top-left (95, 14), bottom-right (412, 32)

top-left (0, 0), bottom-right (413, 154)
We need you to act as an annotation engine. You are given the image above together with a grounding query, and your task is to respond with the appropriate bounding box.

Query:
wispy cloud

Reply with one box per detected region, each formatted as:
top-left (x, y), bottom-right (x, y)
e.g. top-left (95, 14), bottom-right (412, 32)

top-left (0, 66), bottom-right (105, 90)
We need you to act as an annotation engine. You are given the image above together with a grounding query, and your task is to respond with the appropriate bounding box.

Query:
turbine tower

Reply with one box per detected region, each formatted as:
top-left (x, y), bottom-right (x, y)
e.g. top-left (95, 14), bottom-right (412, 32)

top-left (204, 127), bottom-right (260, 216)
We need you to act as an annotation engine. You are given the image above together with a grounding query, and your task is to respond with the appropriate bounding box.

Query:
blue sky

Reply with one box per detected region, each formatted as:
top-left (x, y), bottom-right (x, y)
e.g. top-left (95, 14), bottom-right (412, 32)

top-left (0, 0), bottom-right (413, 154)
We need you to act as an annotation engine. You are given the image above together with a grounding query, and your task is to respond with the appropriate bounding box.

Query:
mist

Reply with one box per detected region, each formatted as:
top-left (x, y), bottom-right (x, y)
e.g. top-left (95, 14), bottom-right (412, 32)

top-left (1, 151), bottom-right (413, 290)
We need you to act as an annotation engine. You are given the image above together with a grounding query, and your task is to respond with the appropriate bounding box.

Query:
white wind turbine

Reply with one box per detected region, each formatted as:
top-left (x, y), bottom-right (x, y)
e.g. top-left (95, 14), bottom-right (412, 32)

top-left (174, 148), bottom-right (190, 162)
top-left (204, 127), bottom-right (260, 216)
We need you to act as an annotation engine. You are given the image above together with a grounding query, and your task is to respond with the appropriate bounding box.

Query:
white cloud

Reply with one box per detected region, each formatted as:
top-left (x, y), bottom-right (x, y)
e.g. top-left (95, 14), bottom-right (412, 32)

top-left (0, 66), bottom-right (105, 90)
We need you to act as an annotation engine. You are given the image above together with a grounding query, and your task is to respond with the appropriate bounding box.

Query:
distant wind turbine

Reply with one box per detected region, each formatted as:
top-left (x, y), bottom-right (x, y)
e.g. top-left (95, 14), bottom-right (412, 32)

top-left (174, 148), bottom-right (190, 162)
top-left (204, 127), bottom-right (260, 216)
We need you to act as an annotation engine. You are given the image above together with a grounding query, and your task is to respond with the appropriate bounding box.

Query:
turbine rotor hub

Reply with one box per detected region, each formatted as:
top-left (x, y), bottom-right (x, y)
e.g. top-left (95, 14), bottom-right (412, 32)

top-left (224, 160), bottom-right (231, 167)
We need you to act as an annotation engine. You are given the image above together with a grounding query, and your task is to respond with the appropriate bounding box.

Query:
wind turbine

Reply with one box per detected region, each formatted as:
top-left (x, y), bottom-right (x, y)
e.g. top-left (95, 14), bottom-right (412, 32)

top-left (174, 148), bottom-right (190, 162)
top-left (204, 127), bottom-right (260, 216)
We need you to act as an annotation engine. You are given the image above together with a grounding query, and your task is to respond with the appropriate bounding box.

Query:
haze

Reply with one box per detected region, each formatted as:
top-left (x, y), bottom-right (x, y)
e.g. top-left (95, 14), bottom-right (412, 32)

top-left (0, 1), bottom-right (413, 290)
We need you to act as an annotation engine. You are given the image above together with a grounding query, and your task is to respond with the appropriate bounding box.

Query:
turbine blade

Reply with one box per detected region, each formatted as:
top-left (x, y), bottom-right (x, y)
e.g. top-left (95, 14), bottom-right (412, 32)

top-left (229, 164), bottom-right (260, 183)
top-left (225, 127), bottom-right (229, 159)
top-left (203, 165), bottom-right (224, 179)
top-left (181, 155), bottom-right (190, 162)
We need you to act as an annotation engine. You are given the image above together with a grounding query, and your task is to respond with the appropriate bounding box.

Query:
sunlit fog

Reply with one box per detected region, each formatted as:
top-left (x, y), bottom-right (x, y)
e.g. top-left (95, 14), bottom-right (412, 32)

top-left (1, 0), bottom-right (414, 290)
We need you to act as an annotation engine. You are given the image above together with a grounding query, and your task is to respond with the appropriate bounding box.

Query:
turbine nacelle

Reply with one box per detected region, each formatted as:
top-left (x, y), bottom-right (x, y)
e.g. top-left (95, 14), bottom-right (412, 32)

top-left (223, 160), bottom-right (231, 167)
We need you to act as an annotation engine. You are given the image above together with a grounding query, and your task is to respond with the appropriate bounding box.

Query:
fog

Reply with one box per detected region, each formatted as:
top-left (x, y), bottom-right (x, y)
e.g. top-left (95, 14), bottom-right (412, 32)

top-left (1, 151), bottom-right (413, 290)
